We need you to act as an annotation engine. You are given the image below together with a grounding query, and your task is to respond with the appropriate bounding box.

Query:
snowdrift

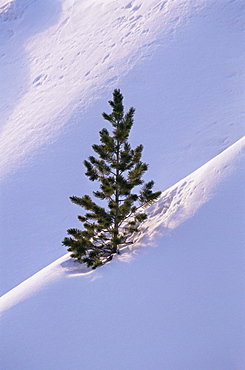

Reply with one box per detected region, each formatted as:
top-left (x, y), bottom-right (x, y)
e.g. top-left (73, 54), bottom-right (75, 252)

top-left (0, 137), bottom-right (244, 370)
top-left (1, 136), bottom-right (244, 313)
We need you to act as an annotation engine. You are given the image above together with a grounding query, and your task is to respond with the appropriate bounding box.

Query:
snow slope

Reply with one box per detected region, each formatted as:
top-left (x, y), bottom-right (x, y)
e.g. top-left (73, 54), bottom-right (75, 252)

top-left (0, 0), bottom-right (244, 368)
top-left (1, 0), bottom-right (244, 296)
top-left (0, 136), bottom-right (244, 370)
top-left (0, 0), bottom-right (210, 179)
top-left (1, 136), bottom-right (244, 313)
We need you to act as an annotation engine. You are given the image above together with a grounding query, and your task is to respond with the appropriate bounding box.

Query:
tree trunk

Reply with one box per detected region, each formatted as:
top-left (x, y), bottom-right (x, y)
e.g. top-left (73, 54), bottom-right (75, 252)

top-left (112, 138), bottom-right (120, 254)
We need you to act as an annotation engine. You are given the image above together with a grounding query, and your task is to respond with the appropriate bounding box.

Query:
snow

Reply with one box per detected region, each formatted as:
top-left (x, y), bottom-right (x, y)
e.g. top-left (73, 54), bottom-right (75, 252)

top-left (0, 0), bottom-right (210, 179)
top-left (0, 0), bottom-right (244, 368)
top-left (1, 136), bottom-right (244, 314)
top-left (1, 139), bottom-right (244, 369)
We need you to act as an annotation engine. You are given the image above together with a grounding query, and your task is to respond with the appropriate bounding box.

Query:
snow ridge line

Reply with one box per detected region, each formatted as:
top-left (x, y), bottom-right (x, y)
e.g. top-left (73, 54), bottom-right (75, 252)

top-left (128, 136), bottom-right (245, 251)
top-left (0, 136), bottom-right (244, 314)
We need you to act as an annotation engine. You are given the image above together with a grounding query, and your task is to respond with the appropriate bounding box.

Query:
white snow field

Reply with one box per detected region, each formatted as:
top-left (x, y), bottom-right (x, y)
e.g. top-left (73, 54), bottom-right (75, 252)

top-left (0, 137), bottom-right (245, 370)
top-left (0, 0), bottom-right (244, 369)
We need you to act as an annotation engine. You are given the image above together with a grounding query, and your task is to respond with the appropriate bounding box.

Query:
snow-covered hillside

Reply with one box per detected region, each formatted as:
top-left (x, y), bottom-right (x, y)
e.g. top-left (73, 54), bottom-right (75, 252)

top-left (1, 0), bottom-right (244, 295)
top-left (1, 137), bottom-right (244, 369)
top-left (0, 0), bottom-right (212, 179)
top-left (0, 0), bottom-right (244, 368)
top-left (1, 136), bottom-right (244, 312)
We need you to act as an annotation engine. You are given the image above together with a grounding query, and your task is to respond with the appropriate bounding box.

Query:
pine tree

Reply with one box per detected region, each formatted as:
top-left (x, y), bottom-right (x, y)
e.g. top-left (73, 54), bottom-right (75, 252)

top-left (62, 89), bottom-right (161, 269)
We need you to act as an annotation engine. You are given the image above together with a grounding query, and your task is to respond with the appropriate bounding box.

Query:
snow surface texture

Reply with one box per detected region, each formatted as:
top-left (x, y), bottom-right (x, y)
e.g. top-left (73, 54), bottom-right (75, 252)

top-left (0, 0), bottom-right (244, 179)
top-left (0, 0), bottom-right (244, 368)
top-left (0, 0), bottom-right (209, 178)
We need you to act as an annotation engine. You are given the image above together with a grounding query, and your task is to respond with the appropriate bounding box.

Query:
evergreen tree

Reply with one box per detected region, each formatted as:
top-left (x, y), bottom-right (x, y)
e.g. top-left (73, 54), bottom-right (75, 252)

top-left (63, 89), bottom-right (161, 269)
